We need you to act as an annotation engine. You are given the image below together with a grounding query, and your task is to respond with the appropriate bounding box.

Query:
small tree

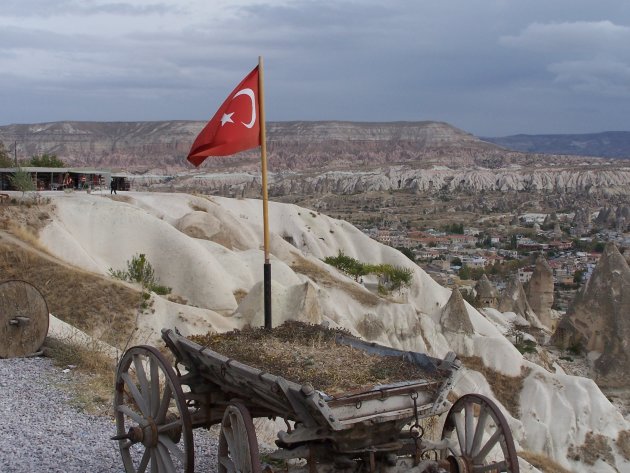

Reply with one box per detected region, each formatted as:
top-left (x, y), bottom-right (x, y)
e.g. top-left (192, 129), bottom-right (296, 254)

top-left (29, 153), bottom-right (65, 168)
top-left (0, 142), bottom-right (13, 167)
top-left (323, 251), bottom-right (367, 281)
top-left (573, 269), bottom-right (586, 284)
top-left (377, 264), bottom-right (413, 293)
top-left (323, 251), bottom-right (413, 293)
top-left (109, 253), bottom-right (171, 295)
top-left (395, 246), bottom-right (416, 262)
top-left (9, 168), bottom-right (35, 196)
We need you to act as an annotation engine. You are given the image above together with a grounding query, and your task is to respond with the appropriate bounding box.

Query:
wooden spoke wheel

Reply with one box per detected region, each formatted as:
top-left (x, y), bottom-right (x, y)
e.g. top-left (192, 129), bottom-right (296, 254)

top-left (114, 345), bottom-right (193, 473)
top-left (0, 279), bottom-right (49, 358)
top-left (441, 394), bottom-right (519, 473)
top-left (218, 401), bottom-right (261, 473)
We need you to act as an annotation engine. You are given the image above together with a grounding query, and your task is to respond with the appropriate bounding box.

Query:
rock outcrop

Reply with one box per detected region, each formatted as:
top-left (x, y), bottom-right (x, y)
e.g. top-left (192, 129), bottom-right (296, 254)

top-left (475, 274), bottom-right (498, 308)
top-left (0, 120), bottom-right (499, 171)
top-left (552, 243), bottom-right (630, 385)
top-left (440, 287), bottom-right (474, 334)
top-left (526, 256), bottom-right (555, 329)
top-left (3, 120), bottom-right (630, 198)
top-left (595, 205), bottom-right (630, 231)
top-left (498, 275), bottom-right (543, 328)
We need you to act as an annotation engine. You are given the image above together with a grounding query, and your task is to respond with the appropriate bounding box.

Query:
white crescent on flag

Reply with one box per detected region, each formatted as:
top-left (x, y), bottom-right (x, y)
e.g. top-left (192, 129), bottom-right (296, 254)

top-left (233, 88), bottom-right (256, 128)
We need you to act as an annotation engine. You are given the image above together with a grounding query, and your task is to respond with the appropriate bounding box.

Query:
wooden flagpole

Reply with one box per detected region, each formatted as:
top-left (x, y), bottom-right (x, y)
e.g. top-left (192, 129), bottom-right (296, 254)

top-left (258, 56), bottom-right (272, 329)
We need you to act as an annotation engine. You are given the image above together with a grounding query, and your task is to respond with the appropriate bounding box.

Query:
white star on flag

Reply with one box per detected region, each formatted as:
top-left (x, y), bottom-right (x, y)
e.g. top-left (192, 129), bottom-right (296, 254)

top-left (220, 112), bottom-right (234, 126)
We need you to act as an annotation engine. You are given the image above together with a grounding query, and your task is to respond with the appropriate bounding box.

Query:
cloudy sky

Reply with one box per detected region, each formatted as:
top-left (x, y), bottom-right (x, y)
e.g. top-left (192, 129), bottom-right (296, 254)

top-left (1, 0), bottom-right (629, 136)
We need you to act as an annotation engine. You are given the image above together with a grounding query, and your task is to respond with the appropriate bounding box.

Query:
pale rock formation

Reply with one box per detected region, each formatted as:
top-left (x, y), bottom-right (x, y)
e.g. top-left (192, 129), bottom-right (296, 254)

top-left (595, 205), bottom-right (630, 231)
top-left (440, 287), bottom-right (474, 334)
top-left (234, 280), bottom-right (323, 329)
top-left (552, 243), bottom-right (630, 385)
top-left (27, 190), bottom-right (630, 473)
top-left (498, 275), bottom-right (544, 329)
top-left (474, 274), bottom-right (498, 308)
top-left (526, 256), bottom-right (554, 329)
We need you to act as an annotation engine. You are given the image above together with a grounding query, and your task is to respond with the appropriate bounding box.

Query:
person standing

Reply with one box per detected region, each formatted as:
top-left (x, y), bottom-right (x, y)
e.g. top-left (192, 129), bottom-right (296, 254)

top-left (110, 178), bottom-right (117, 195)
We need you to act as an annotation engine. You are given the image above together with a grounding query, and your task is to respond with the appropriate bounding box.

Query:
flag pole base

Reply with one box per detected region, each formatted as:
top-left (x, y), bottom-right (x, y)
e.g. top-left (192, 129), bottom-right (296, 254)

top-left (264, 262), bottom-right (272, 329)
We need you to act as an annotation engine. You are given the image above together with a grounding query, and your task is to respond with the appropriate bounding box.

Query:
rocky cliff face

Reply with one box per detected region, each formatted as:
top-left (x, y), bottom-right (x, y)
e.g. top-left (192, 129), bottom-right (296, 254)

top-left (156, 164), bottom-right (630, 198)
top-left (0, 120), bottom-right (501, 171)
top-left (498, 275), bottom-right (543, 328)
top-left (552, 243), bottom-right (630, 385)
top-left (4, 120), bottom-right (630, 197)
top-left (440, 287), bottom-right (474, 334)
top-left (526, 256), bottom-right (555, 329)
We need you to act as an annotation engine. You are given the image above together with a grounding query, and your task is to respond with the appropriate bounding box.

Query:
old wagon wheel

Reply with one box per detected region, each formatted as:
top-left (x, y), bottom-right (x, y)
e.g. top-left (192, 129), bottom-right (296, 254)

top-left (218, 401), bottom-right (261, 473)
top-left (0, 279), bottom-right (49, 358)
top-left (114, 345), bottom-right (194, 473)
top-left (441, 394), bottom-right (519, 473)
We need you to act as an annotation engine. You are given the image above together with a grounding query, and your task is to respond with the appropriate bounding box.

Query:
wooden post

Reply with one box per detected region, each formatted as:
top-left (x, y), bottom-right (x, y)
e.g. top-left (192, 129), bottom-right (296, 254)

top-left (259, 56), bottom-right (272, 329)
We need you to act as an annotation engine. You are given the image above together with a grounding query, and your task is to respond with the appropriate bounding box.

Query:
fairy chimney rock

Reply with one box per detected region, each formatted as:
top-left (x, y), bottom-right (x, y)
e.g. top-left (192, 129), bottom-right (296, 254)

top-left (441, 287), bottom-right (474, 334)
top-left (526, 255), bottom-right (554, 328)
top-left (552, 243), bottom-right (630, 384)
top-left (498, 275), bottom-right (543, 328)
top-left (475, 274), bottom-right (498, 308)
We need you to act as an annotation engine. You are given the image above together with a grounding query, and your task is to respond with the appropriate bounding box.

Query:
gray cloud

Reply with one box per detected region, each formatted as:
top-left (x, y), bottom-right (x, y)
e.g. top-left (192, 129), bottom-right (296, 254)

top-left (500, 20), bottom-right (630, 98)
top-left (0, 1), bottom-right (629, 135)
top-left (500, 21), bottom-right (630, 53)
top-left (2, 0), bottom-right (175, 17)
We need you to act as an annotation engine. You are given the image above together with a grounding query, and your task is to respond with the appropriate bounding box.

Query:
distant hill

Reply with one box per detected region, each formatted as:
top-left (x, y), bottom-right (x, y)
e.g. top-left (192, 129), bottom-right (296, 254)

top-left (0, 120), bottom-right (507, 172)
top-left (484, 131), bottom-right (630, 159)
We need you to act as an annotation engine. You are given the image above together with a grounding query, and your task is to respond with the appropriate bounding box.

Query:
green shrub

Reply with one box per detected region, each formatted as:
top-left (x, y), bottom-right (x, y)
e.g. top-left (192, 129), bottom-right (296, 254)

top-left (323, 251), bottom-right (413, 294)
top-left (108, 253), bottom-right (171, 295)
top-left (151, 284), bottom-right (172, 296)
top-left (515, 339), bottom-right (537, 354)
top-left (9, 168), bottom-right (35, 195)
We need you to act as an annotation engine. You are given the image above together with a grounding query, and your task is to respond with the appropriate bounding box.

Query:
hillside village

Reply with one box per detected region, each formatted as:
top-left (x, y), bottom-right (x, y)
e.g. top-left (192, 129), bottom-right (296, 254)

top-left (358, 208), bottom-right (630, 314)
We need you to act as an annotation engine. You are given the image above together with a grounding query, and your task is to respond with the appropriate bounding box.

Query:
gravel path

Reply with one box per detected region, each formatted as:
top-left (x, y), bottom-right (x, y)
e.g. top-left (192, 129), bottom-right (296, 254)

top-left (0, 356), bottom-right (218, 473)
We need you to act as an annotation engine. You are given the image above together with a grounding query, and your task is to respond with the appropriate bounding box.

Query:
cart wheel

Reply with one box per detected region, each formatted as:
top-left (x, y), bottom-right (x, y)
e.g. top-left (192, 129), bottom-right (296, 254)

top-left (114, 345), bottom-right (194, 473)
top-left (441, 394), bottom-right (519, 472)
top-left (218, 401), bottom-right (261, 473)
top-left (0, 279), bottom-right (49, 358)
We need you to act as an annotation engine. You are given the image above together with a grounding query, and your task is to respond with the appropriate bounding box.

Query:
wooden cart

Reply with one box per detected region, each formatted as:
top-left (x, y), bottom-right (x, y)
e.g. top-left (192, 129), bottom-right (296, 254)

top-left (113, 327), bottom-right (519, 473)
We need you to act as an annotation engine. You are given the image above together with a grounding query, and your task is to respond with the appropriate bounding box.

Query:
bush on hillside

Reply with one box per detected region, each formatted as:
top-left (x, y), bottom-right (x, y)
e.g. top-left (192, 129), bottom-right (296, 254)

top-left (109, 253), bottom-right (171, 295)
top-left (323, 250), bottom-right (413, 294)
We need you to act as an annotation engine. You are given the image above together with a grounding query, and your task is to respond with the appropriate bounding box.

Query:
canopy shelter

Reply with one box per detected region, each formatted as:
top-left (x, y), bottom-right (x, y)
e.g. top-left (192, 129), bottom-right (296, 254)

top-left (0, 167), bottom-right (112, 191)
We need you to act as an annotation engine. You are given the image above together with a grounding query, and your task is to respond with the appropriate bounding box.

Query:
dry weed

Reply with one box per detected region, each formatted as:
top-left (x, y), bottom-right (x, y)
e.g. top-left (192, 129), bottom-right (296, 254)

top-left (567, 431), bottom-right (615, 467)
top-left (6, 223), bottom-right (44, 249)
top-left (233, 288), bottom-right (248, 304)
top-left (459, 356), bottom-right (530, 418)
top-left (189, 202), bottom-right (208, 212)
top-left (190, 321), bottom-right (442, 396)
top-left (0, 241), bottom-right (138, 347)
top-left (518, 451), bottom-right (572, 473)
top-left (45, 337), bottom-right (117, 415)
top-left (0, 201), bottom-right (53, 235)
top-left (167, 293), bottom-right (189, 305)
top-left (110, 195), bottom-right (133, 204)
top-left (616, 430), bottom-right (630, 461)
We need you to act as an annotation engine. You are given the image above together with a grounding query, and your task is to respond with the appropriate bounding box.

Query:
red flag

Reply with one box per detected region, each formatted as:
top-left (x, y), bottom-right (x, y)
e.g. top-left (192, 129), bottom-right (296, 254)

top-left (187, 66), bottom-right (261, 166)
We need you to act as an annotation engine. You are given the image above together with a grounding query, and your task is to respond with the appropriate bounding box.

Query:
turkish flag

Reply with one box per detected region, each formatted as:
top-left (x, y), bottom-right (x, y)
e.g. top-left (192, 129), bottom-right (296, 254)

top-left (187, 66), bottom-right (261, 166)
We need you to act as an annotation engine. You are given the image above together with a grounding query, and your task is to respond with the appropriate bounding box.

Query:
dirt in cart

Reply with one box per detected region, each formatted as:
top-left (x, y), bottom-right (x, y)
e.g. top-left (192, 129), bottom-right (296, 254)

top-left (189, 321), bottom-right (439, 396)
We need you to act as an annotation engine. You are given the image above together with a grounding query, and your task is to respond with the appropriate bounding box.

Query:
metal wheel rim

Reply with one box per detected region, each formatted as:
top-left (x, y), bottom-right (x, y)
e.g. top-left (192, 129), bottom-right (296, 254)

top-left (441, 393), bottom-right (519, 473)
top-left (218, 401), bottom-right (261, 473)
top-left (114, 345), bottom-right (194, 473)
